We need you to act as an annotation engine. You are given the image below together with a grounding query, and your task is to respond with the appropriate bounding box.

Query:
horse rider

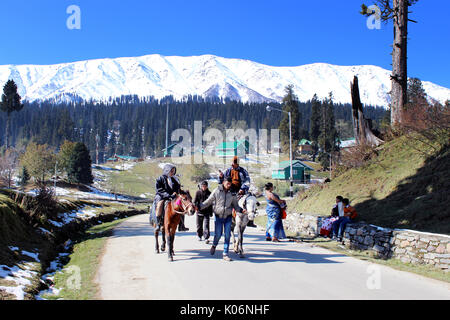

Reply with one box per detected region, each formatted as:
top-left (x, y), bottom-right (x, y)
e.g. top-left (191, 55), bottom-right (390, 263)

top-left (218, 156), bottom-right (257, 227)
top-left (153, 164), bottom-right (189, 232)
top-left (218, 156), bottom-right (250, 196)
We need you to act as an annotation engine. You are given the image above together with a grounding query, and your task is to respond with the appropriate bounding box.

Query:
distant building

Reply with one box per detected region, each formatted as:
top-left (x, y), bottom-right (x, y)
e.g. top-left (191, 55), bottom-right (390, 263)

top-left (216, 140), bottom-right (250, 158)
top-left (272, 160), bottom-right (313, 183)
top-left (297, 139), bottom-right (313, 155)
top-left (107, 155), bottom-right (140, 163)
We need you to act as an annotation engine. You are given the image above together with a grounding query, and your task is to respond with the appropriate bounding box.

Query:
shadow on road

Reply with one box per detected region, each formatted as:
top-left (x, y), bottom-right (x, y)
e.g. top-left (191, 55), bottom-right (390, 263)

top-left (110, 217), bottom-right (345, 264)
top-left (174, 247), bottom-right (344, 264)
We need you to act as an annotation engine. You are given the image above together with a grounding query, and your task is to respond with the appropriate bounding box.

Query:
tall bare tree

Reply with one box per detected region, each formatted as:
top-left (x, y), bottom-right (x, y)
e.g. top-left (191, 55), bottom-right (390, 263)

top-left (0, 148), bottom-right (19, 189)
top-left (361, 0), bottom-right (418, 126)
top-left (351, 76), bottom-right (383, 146)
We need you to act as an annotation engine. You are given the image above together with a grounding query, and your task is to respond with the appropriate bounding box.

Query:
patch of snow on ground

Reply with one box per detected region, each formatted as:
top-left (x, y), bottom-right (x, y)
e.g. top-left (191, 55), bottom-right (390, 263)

top-left (0, 262), bottom-right (38, 300)
top-left (21, 250), bottom-right (40, 262)
top-left (35, 286), bottom-right (61, 300)
top-left (38, 227), bottom-right (52, 235)
top-left (115, 162), bottom-right (137, 171)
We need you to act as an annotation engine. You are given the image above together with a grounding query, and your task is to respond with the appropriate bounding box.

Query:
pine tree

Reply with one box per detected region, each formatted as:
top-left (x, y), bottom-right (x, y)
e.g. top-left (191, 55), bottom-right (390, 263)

top-left (318, 93), bottom-right (339, 168)
top-left (67, 142), bottom-right (94, 184)
top-left (279, 85), bottom-right (301, 153)
top-left (0, 80), bottom-right (24, 148)
top-left (407, 77), bottom-right (427, 107)
top-left (18, 166), bottom-right (30, 188)
top-left (309, 94), bottom-right (321, 160)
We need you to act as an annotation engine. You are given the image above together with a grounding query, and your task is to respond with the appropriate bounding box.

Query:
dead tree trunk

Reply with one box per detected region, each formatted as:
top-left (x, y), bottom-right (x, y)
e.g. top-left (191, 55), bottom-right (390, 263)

top-left (390, 0), bottom-right (409, 126)
top-left (351, 76), bottom-right (383, 146)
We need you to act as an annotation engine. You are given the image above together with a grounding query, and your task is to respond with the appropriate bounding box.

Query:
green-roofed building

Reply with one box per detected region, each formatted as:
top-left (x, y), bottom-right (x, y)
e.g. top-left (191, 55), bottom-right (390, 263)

top-left (116, 155), bottom-right (139, 161)
top-left (272, 160), bottom-right (313, 183)
top-left (297, 139), bottom-right (313, 155)
top-left (215, 140), bottom-right (250, 158)
top-left (106, 155), bottom-right (140, 163)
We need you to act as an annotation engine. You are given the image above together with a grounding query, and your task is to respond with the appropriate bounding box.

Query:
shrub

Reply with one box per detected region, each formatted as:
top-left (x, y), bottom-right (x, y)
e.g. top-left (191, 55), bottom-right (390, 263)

top-left (24, 182), bottom-right (59, 223)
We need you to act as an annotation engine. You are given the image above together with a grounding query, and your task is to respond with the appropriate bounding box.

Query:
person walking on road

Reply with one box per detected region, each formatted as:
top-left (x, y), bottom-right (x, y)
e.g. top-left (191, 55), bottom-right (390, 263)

top-left (264, 182), bottom-right (286, 242)
top-left (197, 177), bottom-right (246, 261)
top-left (194, 181), bottom-right (213, 243)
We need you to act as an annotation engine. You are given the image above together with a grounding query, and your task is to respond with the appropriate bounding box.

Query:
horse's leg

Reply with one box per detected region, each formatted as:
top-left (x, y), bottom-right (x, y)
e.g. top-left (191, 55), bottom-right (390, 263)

top-left (166, 228), bottom-right (172, 261)
top-left (154, 230), bottom-right (160, 254)
top-left (231, 217), bottom-right (238, 253)
top-left (161, 225), bottom-right (166, 252)
top-left (171, 232), bottom-right (175, 257)
top-left (239, 225), bottom-right (247, 257)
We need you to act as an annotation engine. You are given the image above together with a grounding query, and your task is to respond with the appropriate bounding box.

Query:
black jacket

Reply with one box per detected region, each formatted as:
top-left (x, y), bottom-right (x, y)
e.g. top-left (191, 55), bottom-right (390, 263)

top-left (194, 189), bottom-right (213, 216)
top-left (154, 164), bottom-right (181, 202)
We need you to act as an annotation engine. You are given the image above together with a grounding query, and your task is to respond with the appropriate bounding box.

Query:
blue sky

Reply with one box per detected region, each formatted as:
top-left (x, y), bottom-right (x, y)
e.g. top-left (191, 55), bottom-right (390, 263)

top-left (1, 0), bottom-right (449, 87)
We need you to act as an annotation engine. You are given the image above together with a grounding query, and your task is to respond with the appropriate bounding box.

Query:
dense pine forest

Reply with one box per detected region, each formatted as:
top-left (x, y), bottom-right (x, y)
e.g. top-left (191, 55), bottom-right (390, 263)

top-left (0, 95), bottom-right (387, 162)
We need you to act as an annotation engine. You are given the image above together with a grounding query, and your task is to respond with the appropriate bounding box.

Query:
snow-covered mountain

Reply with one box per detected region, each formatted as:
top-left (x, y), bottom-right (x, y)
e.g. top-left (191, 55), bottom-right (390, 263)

top-left (0, 54), bottom-right (448, 106)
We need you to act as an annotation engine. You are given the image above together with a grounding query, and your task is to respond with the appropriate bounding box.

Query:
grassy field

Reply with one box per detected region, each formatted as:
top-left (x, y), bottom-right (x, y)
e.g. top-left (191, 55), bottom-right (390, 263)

top-left (96, 155), bottom-right (274, 198)
top-left (40, 217), bottom-right (132, 300)
top-left (289, 136), bottom-right (450, 234)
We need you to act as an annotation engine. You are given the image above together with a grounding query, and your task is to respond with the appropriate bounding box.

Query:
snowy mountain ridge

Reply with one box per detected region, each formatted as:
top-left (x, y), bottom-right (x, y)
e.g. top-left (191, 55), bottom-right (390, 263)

top-left (0, 54), bottom-right (448, 107)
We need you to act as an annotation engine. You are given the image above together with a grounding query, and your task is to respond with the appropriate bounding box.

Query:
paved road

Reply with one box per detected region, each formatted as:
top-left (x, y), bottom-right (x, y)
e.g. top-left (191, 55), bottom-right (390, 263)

top-left (96, 214), bottom-right (450, 300)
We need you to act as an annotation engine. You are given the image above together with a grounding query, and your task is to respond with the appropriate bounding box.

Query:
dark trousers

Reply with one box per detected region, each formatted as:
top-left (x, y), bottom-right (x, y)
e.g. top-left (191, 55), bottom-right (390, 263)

top-left (196, 214), bottom-right (211, 239)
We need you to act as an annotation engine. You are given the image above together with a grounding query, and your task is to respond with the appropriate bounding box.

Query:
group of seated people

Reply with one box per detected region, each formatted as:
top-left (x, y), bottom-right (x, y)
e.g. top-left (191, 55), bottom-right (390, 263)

top-left (320, 195), bottom-right (358, 242)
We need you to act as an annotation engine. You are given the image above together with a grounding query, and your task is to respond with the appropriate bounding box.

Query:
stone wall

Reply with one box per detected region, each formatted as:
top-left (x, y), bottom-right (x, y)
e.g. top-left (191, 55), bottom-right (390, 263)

top-left (283, 212), bottom-right (450, 270)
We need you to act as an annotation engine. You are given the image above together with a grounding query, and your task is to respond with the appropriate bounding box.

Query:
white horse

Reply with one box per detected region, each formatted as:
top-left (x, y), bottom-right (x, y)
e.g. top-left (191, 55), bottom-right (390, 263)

top-left (231, 193), bottom-right (259, 258)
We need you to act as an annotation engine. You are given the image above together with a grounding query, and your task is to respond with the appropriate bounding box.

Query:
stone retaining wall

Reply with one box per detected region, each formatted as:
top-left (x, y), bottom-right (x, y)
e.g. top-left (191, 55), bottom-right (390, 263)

top-left (284, 212), bottom-right (450, 270)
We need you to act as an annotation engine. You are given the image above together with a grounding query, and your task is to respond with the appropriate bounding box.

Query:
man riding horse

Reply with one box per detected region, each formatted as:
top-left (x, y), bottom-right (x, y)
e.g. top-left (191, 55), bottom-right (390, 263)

top-left (153, 164), bottom-right (188, 231)
top-left (219, 156), bottom-right (250, 196)
top-left (219, 156), bottom-right (256, 227)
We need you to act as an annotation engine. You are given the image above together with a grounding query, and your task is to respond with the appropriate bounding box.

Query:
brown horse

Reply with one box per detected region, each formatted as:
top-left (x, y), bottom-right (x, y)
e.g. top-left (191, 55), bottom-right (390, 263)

top-left (154, 190), bottom-right (195, 261)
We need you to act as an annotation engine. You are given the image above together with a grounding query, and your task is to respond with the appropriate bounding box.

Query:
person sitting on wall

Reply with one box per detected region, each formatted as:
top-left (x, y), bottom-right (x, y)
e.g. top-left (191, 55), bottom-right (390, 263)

top-left (319, 196), bottom-right (343, 238)
top-left (333, 198), bottom-right (357, 242)
top-left (331, 195), bottom-right (345, 240)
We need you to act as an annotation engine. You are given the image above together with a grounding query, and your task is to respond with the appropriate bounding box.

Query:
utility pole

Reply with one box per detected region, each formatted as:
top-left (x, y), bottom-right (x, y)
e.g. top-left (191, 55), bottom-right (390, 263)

top-left (267, 105), bottom-right (293, 197)
top-left (329, 153), bottom-right (332, 181)
top-left (165, 101), bottom-right (169, 158)
top-left (95, 131), bottom-right (100, 165)
top-left (288, 111), bottom-right (293, 197)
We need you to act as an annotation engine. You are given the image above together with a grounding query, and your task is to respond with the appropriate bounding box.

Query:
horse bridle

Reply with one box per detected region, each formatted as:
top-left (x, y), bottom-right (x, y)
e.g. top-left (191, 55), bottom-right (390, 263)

top-left (172, 194), bottom-right (194, 215)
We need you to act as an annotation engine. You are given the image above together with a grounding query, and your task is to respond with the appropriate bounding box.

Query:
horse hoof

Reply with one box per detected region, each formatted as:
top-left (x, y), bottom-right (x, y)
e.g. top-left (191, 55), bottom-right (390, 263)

top-left (161, 246), bottom-right (165, 252)
top-left (169, 257), bottom-right (174, 262)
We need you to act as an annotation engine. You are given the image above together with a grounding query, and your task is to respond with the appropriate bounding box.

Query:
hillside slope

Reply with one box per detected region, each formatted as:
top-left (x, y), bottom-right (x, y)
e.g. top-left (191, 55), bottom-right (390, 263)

top-left (290, 136), bottom-right (450, 234)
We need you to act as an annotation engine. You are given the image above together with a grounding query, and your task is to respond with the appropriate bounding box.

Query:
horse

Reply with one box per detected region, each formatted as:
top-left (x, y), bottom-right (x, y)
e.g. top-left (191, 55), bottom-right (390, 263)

top-left (231, 193), bottom-right (259, 258)
top-left (154, 190), bottom-right (195, 261)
